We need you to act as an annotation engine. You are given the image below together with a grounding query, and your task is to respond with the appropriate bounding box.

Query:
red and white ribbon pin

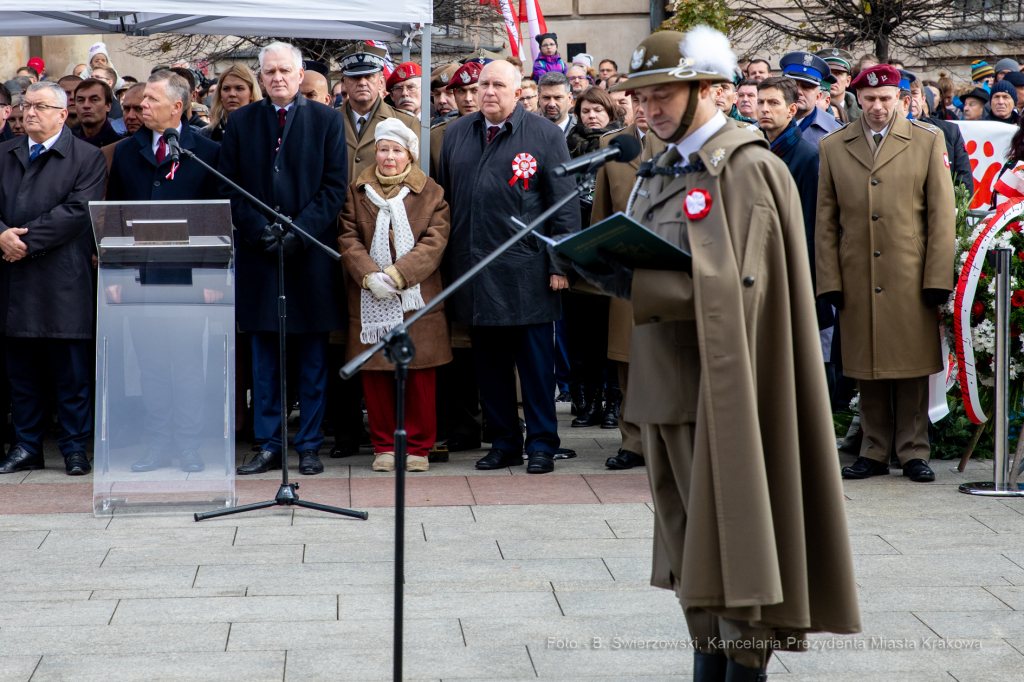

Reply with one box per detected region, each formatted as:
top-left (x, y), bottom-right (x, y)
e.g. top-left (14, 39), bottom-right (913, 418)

top-left (509, 153), bottom-right (537, 189)
top-left (684, 189), bottom-right (712, 220)
top-left (165, 162), bottom-right (179, 181)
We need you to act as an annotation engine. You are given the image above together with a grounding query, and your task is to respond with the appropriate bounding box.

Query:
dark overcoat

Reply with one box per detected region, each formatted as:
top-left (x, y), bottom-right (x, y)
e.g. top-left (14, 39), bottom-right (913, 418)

top-left (106, 125), bottom-right (221, 201)
top-left (437, 103), bottom-right (580, 326)
top-left (772, 124), bottom-right (820, 275)
top-left (0, 127), bottom-right (106, 338)
top-left (217, 94), bottom-right (348, 333)
top-left (924, 116), bottom-right (973, 194)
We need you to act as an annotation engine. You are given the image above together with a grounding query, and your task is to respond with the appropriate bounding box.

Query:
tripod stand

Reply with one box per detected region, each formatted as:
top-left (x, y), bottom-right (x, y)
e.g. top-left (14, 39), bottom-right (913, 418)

top-left (165, 139), bottom-right (367, 523)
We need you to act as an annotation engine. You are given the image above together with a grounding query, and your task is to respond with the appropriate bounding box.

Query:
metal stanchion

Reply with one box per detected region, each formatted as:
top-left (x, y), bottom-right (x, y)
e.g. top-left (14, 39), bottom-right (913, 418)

top-left (960, 248), bottom-right (1024, 496)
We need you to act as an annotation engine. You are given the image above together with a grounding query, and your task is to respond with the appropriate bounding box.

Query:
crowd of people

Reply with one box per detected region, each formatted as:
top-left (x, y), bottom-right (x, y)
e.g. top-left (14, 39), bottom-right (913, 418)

top-left (0, 34), bottom-right (1022, 488)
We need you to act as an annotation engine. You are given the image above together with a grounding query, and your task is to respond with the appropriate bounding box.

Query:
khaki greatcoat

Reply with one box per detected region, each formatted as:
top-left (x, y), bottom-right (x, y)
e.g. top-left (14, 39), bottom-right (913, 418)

top-left (815, 114), bottom-right (955, 380)
top-left (627, 119), bottom-right (860, 637)
top-left (343, 98), bottom-right (421, 183)
top-left (338, 164), bottom-right (452, 371)
top-left (589, 123), bottom-right (665, 361)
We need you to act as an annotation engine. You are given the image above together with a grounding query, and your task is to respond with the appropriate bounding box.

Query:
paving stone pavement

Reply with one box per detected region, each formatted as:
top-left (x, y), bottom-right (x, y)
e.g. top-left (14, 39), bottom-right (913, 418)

top-left (1, 406), bottom-right (1024, 680)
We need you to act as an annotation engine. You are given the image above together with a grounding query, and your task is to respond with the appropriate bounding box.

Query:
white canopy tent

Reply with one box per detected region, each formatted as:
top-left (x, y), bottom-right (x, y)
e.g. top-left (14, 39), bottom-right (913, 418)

top-left (0, 1), bottom-right (435, 168)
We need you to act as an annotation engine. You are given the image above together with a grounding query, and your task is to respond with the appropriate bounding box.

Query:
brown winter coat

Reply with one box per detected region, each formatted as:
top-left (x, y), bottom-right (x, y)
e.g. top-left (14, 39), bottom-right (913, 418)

top-left (627, 119), bottom-right (861, 637)
top-left (343, 98), bottom-right (422, 183)
top-left (589, 123), bottom-right (665, 361)
top-left (338, 164), bottom-right (452, 371)
top-left (816, 114), bottom-right (955, 380)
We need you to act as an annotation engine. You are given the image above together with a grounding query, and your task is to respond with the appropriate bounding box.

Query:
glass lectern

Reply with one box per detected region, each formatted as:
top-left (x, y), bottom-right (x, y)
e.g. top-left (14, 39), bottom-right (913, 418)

top-left (90, 201), bottom-right (235, 515)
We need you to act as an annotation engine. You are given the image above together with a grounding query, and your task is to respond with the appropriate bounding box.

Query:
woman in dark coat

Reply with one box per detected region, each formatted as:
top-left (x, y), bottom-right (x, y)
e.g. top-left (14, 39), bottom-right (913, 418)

top-left (338, 119), bottom-right (451, 473)
top-left (198, 64), bottom-right (262, 142)
top-left (562, 86), bottom-right (624, 430)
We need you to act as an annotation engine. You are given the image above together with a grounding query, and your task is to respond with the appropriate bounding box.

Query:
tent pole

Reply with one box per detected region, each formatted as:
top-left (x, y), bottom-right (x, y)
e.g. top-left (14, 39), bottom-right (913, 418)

top-left (420, 23), bottom-right (431, 173)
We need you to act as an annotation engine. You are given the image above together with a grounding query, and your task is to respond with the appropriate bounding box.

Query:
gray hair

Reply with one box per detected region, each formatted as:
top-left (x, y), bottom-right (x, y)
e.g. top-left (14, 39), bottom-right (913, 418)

top-left (259, 42), bottom-right (303, 73)
top-left (147, 70), bottom-right (191, 107)
top-left (538, 71), bottom-right (571, 95)
top-left (26, 81), bottom-right (67, 109)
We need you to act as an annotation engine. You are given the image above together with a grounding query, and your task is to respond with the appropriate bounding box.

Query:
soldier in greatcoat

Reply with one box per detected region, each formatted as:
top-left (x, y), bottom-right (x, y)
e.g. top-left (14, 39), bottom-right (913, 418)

top-left (816, 63), bottom-right (956, 483)
top-left (562, 27), bottom-right (861, 681)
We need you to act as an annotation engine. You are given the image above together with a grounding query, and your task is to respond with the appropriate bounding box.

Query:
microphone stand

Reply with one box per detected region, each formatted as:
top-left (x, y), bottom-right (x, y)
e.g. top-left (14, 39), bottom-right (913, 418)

top-left (340, 160), bottom-right (604, 682)
top-left (180, 146), bottom-right (367, 523)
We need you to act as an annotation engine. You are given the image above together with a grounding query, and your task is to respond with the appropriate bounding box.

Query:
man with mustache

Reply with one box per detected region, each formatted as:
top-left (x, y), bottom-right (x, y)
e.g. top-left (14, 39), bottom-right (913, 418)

top-left (386, 62), bottom-right (422, 117)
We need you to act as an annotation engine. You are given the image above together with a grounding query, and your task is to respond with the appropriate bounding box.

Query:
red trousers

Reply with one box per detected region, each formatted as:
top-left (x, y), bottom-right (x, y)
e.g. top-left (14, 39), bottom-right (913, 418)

top-left (362, 368), bottom-right (437, 457)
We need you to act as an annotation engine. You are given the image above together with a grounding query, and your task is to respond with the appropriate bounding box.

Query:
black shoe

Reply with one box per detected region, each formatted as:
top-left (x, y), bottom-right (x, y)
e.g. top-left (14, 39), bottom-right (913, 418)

top-left (554, 447), bottom-right (577, 460)
top-left (0, 445), bottom-right (44, 473)
top-left (445, 433), bottom-right (482, 452)
top-left (571, 387), bottom-right (604, 427)
top-left (330, 442), bottom-right (360, 458)
top-left (569, 386), bottom-right (584, 416)
top-left (555, 390), bottom-right (572, 403)
top-left (601, 387), bottom-right (622, 429)
top-left (237, 449), bottom-right (282, 475)
top-left (475, 448), bottom-right (524, 470)
top-left (299, 450), bottom-right (324, 475)
top-left (724, 658), bottom-right (767, 682)
top-left (903, 458), bottom-right (935, 482)
top-left (64, 452), bottom-right (91, 476)
top-left (527, 451), bottom-right (555, 474)
top-left (131, 449), bottom-right (172, 472)
top-left (180, 449), bottom-right (205, 473)
top-left (606, 449), bottom-right (645, 469)
top-left (841, 456), bottom-right (889, 479)
top-left (694, 652), bottom-right (728, 682)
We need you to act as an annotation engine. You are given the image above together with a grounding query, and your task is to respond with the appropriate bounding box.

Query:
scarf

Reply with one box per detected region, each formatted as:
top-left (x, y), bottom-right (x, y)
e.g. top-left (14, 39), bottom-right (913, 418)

top-left (359, 183), bottom-right (424, 344)
top-left (768, 119), bottom-right (801, 159)
top-left (375, 165), bottom-right (413, 190)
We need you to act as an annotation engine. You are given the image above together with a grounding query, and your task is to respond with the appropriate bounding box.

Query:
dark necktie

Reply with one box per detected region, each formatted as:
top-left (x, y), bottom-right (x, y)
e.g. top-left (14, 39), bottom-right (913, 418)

top-left (486, 125), bottom-right (500, 144)
top-left (278, 108), bottom-right (287, 128)
top-left (357, 116), bottom-right (367, 134)
top-left (872, 133), bottom-right (883, 148)
top-left (156, 138), bottom-right (166, 164)
top-left (28, 143), bottom-right (45, 162)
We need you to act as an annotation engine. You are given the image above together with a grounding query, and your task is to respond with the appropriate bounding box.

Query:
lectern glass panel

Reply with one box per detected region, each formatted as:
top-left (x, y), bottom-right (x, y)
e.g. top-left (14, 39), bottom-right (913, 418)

top-left (90, 201), bottom-right (236, 516)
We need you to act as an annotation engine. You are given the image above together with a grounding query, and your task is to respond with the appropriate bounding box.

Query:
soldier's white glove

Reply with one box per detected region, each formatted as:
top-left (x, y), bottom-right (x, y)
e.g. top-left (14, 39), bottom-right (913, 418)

top-left (366, 272), bottom-right (401, 300)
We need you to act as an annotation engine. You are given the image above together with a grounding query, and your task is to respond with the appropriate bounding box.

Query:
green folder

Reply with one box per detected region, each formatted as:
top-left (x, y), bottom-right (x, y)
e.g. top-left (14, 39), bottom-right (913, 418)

top-left (546, 212), bottom-right (692, 273)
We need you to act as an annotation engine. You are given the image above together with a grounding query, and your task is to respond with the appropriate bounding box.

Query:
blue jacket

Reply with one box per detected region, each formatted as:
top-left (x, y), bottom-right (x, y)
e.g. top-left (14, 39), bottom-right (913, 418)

top-left (106, 125), bottom-right (220, 201)
top-left (796, 106), bottom-right (843, 149)
top-left (217, 94), bottom-right (348, 333)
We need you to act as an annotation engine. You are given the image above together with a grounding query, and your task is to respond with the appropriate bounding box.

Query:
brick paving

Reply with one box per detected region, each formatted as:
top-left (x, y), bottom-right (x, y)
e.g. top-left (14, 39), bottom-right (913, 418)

top-left (0, 405), bottom-right (1023, 680)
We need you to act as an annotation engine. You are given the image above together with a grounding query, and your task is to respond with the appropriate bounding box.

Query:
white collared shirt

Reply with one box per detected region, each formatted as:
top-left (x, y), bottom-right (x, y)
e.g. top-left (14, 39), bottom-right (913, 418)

top-left (29, 128), bottom-right (62, 153)
top-left (669, 111), bottom-right (727, 165)
top-left (556, 116), bottom-right (571, 133)
top-left (151, 124), bottom-right (182, 156)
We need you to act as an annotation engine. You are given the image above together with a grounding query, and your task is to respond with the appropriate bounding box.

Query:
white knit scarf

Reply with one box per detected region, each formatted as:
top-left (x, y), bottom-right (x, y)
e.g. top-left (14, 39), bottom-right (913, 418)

top-left (359, 184), bottom-right (424, 344)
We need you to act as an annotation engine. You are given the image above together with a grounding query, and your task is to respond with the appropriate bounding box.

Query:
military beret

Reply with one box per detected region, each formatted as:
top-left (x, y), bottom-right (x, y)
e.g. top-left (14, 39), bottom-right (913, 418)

top-left (850, 64), bottom-right (901, 90)
top-left (815, 47), bottom-right (854, 73)
top-left (430, 63), bottom-right (459, 90)
top-left (387, 62), bottom-right (421, 90)
top-left (780, 51), bottom-right (831, 86)
top-left (446, 62), bottom-right (482, 90)
top-left (340, 43), bottom-right (388, 77)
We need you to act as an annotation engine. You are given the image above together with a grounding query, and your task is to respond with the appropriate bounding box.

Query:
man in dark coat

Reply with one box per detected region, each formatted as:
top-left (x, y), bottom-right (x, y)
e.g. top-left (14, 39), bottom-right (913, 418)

top-left (218, 42), bottom-right (348, 477)
top-left (0, 81), bottom-right (106, 476)
top-left (71, 78), bottom-right (124, 148)
top-left (438, 60), bottom-right (580, 474)
top-left (780, 51), bottom-right (843, 148)
top-left (906, 71), bottom-right (974, 195)
top-left (105, 70), bottom-right (223, 475)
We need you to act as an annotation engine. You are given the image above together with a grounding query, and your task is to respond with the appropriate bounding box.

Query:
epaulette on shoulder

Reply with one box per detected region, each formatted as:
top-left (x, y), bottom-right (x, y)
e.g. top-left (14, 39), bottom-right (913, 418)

top-left (910, 119), bottom-right (939, 134)
top-left (430, 120), bottom-right (448, 131)
top-left (744, 123), bottom-right (759, 133)
top-left (820, 123), bottom-right (849, 140)
top-left (600, 125), bottom-right (628, 139)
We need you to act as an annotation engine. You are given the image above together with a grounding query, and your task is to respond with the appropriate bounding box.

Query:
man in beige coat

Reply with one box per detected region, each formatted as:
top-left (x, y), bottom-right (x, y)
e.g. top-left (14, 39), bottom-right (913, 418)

top-left (564, 28), bottom-right (860, 681)
top-left (816, 64), bottom-right (955, 484)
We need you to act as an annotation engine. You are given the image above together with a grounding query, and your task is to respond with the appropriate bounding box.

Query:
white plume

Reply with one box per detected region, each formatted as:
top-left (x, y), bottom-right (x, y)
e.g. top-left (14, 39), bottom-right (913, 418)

top-left (679, 25), bottom-right (738, 80)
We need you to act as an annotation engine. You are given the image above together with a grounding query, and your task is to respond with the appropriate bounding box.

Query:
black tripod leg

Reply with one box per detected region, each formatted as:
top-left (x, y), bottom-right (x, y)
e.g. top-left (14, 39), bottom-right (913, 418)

top-left (294, 499), bottom-right (369, 520)
top-left (195, 499), bottom-right (278, 521)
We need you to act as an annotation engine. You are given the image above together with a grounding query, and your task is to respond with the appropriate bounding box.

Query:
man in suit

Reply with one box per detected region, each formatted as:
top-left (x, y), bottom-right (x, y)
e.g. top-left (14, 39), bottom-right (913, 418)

top-left (218, 42), bottom-right (348, 477)
top-left (538, 72), bottom-right (576, 140)
top-left (779, 51), bottom-right (843, 149)
top-left (0, 81), bottom-right (106, 476)
top-left (816, 64), bottom-right (955, 484)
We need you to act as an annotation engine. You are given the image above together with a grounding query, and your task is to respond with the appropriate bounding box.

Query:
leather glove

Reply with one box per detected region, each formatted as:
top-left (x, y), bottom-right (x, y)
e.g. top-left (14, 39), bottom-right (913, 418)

top-left (923, 288), bottom-right (952, 308)
top-left (255, 224), bottom-right (278, 253)
top-left (571, 250), bottom-right (634, 301)
top-left (279, 229), bottom-right (304, 258)
top-left (366, 272), bottom-right (401, 300)
top-left (821, 290), bottom-right (844, 310)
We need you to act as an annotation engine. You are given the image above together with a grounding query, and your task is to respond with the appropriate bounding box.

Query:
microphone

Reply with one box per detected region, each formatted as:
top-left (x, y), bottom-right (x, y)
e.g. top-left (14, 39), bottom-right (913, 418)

top-left (162, 127), bottom-right (181, 163)
top-left (552, 134), bottom-right (642, 177)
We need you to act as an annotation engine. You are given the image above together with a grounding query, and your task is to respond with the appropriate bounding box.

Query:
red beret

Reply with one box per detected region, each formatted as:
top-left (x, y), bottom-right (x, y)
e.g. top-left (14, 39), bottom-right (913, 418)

top-left (850, 64), bottom-right (901, 91)
top-left (446, 62), bottom-right (482, 89)
top-left (386, 62), bottom-right (422, 90)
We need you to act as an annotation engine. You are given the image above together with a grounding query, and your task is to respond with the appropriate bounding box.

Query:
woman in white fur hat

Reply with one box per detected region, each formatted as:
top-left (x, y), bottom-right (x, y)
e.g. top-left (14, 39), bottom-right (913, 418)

top-left (338, 118), bottom-right (452, 473)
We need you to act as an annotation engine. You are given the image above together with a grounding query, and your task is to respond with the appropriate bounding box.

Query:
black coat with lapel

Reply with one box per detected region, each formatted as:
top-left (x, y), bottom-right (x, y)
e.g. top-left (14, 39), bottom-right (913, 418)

top-left (217, 95), bottom-right (348, 333)
top-left (923, 115), bottom-right (974, 195)
top-left (106, 125), bottom-right (221, 201)
top-left (438, 103), bottom-right (580, 326)
top-left (0, 127), bottom-right (106, 338)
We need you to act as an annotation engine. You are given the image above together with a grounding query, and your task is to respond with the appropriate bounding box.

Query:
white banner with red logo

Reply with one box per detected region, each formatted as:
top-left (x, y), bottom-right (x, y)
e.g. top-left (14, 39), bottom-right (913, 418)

top-left (954, 121), bottom-right (1019, 210)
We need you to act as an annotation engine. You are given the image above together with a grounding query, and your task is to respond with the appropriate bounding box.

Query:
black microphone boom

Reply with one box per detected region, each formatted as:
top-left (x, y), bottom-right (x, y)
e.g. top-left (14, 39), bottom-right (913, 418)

top-left (552, 134), bottom-right (642, 177)
top-left (162, 127), bottom-right (181, 163)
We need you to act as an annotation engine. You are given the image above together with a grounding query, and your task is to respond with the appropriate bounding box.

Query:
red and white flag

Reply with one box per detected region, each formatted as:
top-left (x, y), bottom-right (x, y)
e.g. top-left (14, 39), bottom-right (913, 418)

top-left (497, 0), bottom-right (523, 58)
top-left (367, 40), bottom-right (395, 80)
top-left (994, 164), bottom-right (1024, 203)
top-left (522, 0), bottom-right (548, 70)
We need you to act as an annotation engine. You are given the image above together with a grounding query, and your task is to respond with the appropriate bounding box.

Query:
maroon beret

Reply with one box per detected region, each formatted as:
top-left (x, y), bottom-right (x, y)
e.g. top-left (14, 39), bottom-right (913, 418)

top-left (850, 64), bottom-right (902, 90)
top-left (446, 62), bottom-right (482, 90)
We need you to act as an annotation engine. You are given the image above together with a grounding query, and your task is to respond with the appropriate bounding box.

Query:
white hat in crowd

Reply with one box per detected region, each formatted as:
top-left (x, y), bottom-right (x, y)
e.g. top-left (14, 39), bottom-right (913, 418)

top-left (374, 118), bottom-right (419, 162)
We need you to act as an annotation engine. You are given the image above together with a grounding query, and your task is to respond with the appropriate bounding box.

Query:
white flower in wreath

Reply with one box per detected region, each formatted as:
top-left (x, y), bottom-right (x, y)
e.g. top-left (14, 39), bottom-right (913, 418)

top-left (848, 393), bottom-right (859, 411)
top-left (980, 376), bottom-right (996, 387)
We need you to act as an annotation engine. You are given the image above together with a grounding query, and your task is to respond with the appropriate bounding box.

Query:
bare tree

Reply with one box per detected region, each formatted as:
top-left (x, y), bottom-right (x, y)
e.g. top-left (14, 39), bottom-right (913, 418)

top-left (729, 0), bottom-right (1024, 63)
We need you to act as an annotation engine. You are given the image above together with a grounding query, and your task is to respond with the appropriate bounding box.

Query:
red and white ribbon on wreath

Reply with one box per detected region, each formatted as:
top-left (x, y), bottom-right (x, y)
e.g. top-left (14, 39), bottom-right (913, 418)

top-left (165, 162), bottom-right (179, 181)
top-left (509, 153), bottom-right (537, 189)
top-left (953, 198), bottom-right (1024, 424)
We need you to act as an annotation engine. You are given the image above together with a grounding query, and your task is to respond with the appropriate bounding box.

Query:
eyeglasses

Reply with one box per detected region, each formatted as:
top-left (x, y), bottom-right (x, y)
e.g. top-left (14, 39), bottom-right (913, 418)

top-left (19, 103), bottom-right (64, 113)
top-left (568, 75), bottom-right (586, 82)
top-left (519, 94), bottom-right (537, 101)
top-left (391, 83), bottom-right (421, 96)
